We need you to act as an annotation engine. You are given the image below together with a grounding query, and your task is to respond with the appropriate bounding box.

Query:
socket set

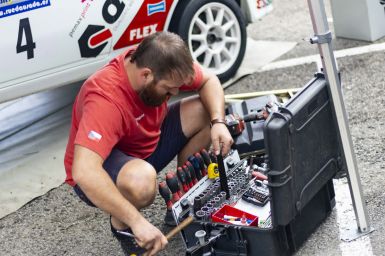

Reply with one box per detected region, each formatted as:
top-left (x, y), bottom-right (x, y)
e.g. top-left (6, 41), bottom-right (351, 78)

top-left (192, 158), bottom-right (249, 222)
top-left (241, 180), bottom-right (269, 207)
top-left (162, 149), bottom-right (272, 228)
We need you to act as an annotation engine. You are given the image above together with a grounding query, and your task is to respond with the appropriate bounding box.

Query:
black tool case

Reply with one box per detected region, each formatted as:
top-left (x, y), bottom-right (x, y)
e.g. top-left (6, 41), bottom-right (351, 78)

top-left (177, 73), bottom-right (345, 256)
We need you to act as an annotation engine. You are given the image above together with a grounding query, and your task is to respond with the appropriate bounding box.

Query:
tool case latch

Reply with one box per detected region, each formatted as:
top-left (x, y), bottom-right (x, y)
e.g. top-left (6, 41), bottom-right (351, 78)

top-left (235, 227), bottom-right (248, 255)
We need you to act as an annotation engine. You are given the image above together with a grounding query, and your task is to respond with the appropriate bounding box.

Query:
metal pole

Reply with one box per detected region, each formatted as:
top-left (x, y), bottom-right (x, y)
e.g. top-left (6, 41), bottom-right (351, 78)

top-left (307, 0), bottom-right (370, 233)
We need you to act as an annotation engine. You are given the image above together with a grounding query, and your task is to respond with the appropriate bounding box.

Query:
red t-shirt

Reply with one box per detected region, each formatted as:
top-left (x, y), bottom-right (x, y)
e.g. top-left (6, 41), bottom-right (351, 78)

top-left (64, 48), bottom-right (203, 186)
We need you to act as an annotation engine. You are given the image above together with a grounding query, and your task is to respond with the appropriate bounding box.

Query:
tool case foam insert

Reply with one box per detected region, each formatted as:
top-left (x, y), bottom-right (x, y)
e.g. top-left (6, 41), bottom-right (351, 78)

top-left (172, 73), bottom-right (345, 256)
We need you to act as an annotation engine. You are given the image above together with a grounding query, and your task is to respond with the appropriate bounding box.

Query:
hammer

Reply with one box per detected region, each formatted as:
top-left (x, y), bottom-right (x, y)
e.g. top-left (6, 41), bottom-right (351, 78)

top-left (116, 215), bottom-right (194, 241)
top-left (165, 215), bottom-right (194, 240)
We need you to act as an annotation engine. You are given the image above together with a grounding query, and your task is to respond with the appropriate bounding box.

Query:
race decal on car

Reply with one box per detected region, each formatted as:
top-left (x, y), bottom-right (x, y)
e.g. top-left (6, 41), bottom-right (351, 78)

top-left (76, 0), bottom-right (173, 58)
top-left (0, 0), bottom-right (50, 19)
top-left (113, 0), bottom-right (173, 50)
top-left (77, 0), bottom-right (125, 58)
top-left (147, 0), bottom-right (165, 16)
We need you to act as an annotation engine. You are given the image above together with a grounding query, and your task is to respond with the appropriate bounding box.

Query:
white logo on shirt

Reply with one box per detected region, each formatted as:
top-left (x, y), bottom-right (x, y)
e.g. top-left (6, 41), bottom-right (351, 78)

top-left (135, 114), bottom-right (145, 125)
top-left (88, 130), bottom-right (102, 142)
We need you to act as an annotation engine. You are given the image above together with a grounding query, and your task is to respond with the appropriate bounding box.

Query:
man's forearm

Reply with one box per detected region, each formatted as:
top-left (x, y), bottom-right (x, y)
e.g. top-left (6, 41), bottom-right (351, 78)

top-left (198, 75), bottom-right (225, 121)
top-left (72, 155), bottom-right (141, 228)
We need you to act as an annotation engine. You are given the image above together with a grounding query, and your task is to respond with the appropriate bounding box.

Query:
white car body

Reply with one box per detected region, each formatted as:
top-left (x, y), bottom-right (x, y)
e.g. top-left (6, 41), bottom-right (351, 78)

top-left (0, 0), bottom-right (273, 103)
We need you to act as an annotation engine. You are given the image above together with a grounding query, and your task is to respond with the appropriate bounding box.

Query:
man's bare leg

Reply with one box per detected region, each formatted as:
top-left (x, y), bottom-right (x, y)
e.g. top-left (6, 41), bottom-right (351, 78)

top-left (112, 96), bottom-right (212, 228)
top-left (111, 159), bottom-right (157, 230)
top-left (177, 96), bottom-right (212, 166)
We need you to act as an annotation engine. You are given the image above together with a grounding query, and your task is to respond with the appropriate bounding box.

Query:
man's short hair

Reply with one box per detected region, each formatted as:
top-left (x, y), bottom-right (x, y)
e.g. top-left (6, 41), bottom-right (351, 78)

top-left (130, 31), bottom-right (195, 82)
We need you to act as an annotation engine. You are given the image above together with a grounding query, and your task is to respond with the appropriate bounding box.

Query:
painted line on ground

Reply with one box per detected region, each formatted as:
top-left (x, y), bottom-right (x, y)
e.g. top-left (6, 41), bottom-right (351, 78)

top-left (333, 179), bottom-right (374, 256)
top-left (260, 42), bottom-right (385, 72)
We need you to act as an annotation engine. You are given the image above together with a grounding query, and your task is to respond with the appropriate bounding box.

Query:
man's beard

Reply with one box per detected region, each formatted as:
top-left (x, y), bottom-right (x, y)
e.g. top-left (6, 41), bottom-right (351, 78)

top-left (139, 80), bottom-right (168, 107)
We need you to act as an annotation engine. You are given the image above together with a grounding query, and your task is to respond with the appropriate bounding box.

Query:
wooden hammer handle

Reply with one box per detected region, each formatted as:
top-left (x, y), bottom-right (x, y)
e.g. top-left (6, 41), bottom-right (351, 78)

top-left (165, 216), bottom-right (194, 240)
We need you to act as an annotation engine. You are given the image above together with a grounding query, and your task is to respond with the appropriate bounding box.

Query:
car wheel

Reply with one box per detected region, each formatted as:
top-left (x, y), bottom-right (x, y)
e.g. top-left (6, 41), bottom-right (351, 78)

top-left (171, 0), bottom-right (247, 83)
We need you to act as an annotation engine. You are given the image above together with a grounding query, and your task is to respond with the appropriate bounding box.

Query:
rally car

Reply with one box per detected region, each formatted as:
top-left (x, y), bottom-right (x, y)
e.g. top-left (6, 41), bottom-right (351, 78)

top-left (0, 0), bottom-right (273, 103)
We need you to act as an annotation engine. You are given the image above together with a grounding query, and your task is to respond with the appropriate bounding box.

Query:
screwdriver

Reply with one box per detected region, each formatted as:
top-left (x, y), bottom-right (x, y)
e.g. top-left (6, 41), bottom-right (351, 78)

top-left (182, 165), bottom-right (193, 188)
top-left (194, 152), bottom-right (207, 176)
top-left (185, 162), bottom-right (198, 185)
top-left (158, 181), bottom-right (173, 210)
top-left (177, 167), bottom-right (190, 193)
top-left (200, 148), bottom-right (212, 167)
top-left (166, 171), bottom-right (182, 202)
top-left (188, 155), bottom-right (203, 180)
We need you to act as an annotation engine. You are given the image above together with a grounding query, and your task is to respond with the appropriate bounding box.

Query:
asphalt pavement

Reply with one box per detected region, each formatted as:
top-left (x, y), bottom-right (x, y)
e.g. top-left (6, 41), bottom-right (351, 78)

top-left (1, 0), bottom-right (385, 255)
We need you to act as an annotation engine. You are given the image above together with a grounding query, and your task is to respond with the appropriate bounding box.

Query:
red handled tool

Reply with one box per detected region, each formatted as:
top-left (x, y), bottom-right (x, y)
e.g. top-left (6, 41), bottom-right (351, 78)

top-left (177, 167), bottom-right (190, 193)
top-left (158, 181), bottom-right (173, 210)
top-left (166, 171), bottom-right (182, 202)
top-left (188, 155), bottom-right (203, 180)
top-left (182, 165), bottom-right (193, 188)
top-left (200, 148), bottom-right (211, 167)
top-left (186, 160), bottom-right (201, 182)
top-left (194, 152), bottom-right (207, 176)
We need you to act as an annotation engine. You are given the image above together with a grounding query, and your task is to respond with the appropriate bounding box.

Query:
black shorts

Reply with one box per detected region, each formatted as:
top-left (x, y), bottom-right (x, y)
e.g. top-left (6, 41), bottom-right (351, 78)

top-left (74, 101), bottom-right (188, 207)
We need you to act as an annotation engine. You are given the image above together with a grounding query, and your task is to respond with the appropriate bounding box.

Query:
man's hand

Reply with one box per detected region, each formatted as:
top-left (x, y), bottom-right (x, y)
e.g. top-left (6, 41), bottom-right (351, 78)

top-left (131, 217), bottom-right (168, 256)
top-left (211, 122), bottom-right (233, 156)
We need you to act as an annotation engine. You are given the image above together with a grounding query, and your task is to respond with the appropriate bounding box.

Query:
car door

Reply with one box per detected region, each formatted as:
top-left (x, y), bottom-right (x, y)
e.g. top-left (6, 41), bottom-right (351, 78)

top-left (0, 0), bottom-right (176, 102)
top-left (0, 0), bottom-right (117, 101)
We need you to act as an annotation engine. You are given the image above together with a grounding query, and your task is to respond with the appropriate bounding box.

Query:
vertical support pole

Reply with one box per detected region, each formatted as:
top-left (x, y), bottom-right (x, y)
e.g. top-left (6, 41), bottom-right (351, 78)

top-left (307, 0), bottom-right (370, 233)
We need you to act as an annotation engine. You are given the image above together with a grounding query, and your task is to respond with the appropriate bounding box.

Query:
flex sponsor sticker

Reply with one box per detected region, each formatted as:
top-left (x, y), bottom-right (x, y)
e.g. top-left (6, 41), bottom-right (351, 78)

top-left (129, 24), bottom-right (157, 41)
top-left (0, 0), bottom-right (50, 19)
top-left (147, 0), bottom-right (165, 16)
top-left (113, 0), bottom-right (173, 50)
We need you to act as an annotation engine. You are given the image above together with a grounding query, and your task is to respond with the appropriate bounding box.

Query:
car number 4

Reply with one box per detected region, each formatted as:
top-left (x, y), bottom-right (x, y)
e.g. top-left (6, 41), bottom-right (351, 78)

top-left (16, 17), bottom-right (36, 59)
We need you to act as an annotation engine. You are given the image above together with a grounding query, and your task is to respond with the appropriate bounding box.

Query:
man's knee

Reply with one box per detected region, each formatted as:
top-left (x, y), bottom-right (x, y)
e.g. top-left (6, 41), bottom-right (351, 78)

top-left (186, 97), bottom-right (209, 119)
top-left (180, 96), bottom-right (210, 137)
top-left (116, 159), bottom-right (157, 209)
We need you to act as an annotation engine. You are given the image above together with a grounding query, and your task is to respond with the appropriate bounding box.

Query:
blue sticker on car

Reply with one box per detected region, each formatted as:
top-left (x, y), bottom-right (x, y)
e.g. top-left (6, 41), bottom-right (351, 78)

top-left (0, 0), bottom-right (50, 19)
top-left (147, 0), bottom-right (165, 16)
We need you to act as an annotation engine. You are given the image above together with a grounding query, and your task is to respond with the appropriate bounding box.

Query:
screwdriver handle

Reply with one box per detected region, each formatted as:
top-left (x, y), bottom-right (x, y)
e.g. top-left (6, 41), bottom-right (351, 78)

top-left (185, 161), bottom-right (198, 185)
top-left (188, 156), bottom-right (202, 180)
top-left (158, 181), bottom-right (173, 210)
top-left (166, 172), bottom-right (181, 202)
top-left (194, 152), bottom-right (207, 176)
top-left (182, 165), bottom-right (193, 188)
top-left (200, 149), bottom-right (211, 167)
top-left (177, 167), bottom-right (189, 193)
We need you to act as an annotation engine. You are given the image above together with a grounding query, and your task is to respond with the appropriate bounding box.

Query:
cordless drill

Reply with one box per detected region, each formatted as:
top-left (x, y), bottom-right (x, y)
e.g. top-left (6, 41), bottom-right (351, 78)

top-left (225, 103), bottom-right (277, 137)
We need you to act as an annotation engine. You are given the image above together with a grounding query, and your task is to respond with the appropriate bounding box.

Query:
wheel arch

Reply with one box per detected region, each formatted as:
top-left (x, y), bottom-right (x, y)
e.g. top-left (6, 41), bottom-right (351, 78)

top-left (167, 0), bottom-right (242, 33)
top-left (167, 0), bottom-right (247, 83)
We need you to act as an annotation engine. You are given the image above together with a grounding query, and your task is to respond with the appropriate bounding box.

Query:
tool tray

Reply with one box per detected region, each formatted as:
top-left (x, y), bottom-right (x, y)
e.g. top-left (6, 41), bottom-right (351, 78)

top-left (172, 74), bottom-right (345, 255)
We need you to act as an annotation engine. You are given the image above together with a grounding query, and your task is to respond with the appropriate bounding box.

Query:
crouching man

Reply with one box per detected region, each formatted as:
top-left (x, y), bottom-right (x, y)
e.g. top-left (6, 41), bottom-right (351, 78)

top-left (64, 31), bottom-right (233, 255)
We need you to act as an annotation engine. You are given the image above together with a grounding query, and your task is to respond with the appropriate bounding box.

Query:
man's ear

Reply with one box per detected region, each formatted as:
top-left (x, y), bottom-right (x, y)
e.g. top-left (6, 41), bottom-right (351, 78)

top-left (139, 68), bottom-right (154, 84)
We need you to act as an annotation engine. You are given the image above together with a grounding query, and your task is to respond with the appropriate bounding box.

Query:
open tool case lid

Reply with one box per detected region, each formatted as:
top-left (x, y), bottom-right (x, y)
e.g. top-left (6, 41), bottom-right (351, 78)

top-left (264, 73), bottom-right (346, 226)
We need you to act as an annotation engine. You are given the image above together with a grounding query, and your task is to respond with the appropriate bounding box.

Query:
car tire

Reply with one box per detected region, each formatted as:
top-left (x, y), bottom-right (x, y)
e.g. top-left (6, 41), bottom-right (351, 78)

top-left (170, 0), bottom-right (247, 83)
